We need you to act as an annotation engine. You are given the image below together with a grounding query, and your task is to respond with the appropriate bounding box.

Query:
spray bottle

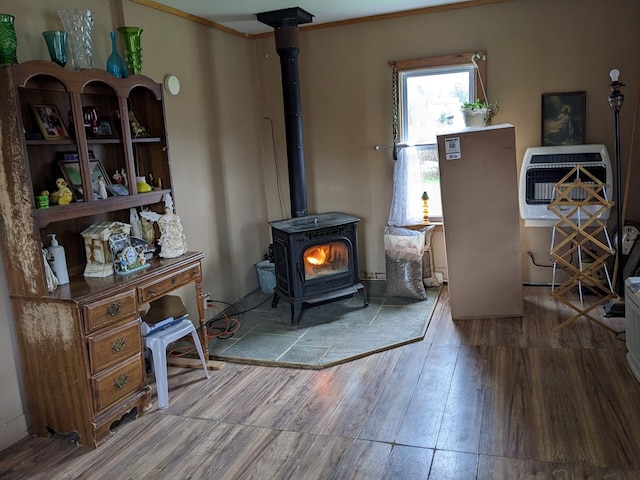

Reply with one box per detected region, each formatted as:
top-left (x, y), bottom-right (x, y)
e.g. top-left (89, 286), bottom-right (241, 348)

top-left (47, 234), bottom-right (69, 285)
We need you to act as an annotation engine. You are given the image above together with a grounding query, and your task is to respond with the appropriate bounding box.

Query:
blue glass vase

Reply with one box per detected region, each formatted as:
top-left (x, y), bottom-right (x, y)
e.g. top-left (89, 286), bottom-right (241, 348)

top-left (106, 31), bottom-right (127, 78)
top-left (42, 30), bottom-right (67, 67)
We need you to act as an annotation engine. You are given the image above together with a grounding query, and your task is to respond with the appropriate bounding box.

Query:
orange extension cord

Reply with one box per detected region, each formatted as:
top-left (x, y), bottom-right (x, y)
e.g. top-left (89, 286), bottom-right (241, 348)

top-left (167, 301), bottom-right (241, 358)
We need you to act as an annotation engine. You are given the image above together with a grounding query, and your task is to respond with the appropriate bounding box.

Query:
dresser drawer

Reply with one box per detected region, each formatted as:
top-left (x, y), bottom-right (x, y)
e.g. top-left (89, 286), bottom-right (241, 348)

top-left (92, 355), bottom-right (145, 414)
top-left (138, 264), bottom-right (201, 304)
top-left (84, 291), bottom-right (138, 333)
top-left (88, 319), bottom-right (142, 374)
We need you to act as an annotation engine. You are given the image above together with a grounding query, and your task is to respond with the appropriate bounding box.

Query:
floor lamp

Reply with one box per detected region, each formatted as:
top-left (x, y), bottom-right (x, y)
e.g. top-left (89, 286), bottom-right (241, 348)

top-left (606, 68), bottom-right (626, 317)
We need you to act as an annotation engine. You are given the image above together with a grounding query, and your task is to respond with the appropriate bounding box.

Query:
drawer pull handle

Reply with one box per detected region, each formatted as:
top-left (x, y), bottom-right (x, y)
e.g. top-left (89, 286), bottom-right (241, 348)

top-left (112, 338), bottom-right (126, 352)
top-left (106, 303), bottom-right (122, 317)
top-left (149, 288), bottom-right (156, 296)
top-left (171, 277), bottom-right (177, 285)
top-left (114, 374), bottom-right (128, 389)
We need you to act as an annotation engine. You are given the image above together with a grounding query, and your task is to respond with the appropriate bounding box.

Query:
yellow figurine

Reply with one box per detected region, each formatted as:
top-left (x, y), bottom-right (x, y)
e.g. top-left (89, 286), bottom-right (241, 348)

top-left (50, 178), bottom-right (73, 205)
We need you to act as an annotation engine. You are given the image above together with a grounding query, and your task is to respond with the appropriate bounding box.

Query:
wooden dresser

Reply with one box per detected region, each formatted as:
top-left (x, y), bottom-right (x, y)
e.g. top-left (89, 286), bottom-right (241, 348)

top-left (0, 62), bottom-right (205, 448)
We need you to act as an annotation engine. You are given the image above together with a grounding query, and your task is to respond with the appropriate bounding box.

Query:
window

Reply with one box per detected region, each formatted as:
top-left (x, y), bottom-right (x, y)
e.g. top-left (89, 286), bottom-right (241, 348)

top-left (394, 52), bottom-right (487, 221)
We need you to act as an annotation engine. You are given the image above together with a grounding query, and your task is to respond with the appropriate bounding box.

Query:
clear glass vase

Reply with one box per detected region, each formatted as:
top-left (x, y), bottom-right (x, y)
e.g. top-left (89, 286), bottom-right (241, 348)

top-left (0, 13), bottom-right (18, 65)
top-left (118, 26), bottom-right (143, 75)
top-left (58, 9), bottom-right (93, 71)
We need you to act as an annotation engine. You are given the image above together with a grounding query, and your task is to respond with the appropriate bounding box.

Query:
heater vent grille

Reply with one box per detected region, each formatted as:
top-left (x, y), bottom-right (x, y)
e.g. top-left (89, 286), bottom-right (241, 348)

top-left (518, 144), bottom-right (612, 227)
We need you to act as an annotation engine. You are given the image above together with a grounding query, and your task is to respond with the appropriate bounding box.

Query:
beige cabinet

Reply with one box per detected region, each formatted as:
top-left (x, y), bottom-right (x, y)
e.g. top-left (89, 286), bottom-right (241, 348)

top-left (437, 124), bottom-right (523, 319)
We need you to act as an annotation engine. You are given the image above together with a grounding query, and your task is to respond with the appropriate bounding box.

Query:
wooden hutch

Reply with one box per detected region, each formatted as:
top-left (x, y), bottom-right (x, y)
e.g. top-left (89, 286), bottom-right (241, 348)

top-left (0, 61), bottom-right (206, 448)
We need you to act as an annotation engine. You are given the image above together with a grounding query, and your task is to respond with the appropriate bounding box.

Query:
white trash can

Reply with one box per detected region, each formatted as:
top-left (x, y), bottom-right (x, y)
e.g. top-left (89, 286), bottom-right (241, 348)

top-left (255, 260), bottom-right (276, 293)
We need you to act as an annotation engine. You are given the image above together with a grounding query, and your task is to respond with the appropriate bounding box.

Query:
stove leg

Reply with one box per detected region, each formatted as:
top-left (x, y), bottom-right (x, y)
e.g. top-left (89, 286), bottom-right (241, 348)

top-left (358, 284), bottom-right (369, 308)
top-left (291, 302), bottom-right (303, 325)
top-left (271, 292), bottom-right (280, 308)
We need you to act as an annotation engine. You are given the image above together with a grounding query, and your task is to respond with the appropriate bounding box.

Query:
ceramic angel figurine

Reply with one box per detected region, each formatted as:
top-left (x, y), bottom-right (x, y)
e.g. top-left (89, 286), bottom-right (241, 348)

top-left (96, 175), bottom-right (108, 199)
top-left (129, 208), bottom-right (143, 238)
top-left (140, 194), bottom-right (187, 258)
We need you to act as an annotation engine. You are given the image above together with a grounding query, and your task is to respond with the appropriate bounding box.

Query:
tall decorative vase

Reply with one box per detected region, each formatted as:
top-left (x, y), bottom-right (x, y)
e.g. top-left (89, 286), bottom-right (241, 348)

top-left (58, 9), bottom-right (93, 71)
top-left (106, 31), bottom-right (127, 78)
top-left (118, 26), bottom-right (143, 75)
top-left (42, 30), bottom-right (68, 67)
top-left (0, 13), bottom-right (18, 65)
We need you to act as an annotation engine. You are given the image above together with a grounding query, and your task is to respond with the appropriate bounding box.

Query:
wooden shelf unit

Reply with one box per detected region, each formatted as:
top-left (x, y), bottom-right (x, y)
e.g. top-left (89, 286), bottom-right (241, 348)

top-left (0, 61), bottom-right (205, 448)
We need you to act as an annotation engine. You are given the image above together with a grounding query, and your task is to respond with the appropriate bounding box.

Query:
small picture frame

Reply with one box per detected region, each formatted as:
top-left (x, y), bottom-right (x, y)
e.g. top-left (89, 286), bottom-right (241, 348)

top-left (95, 116), bottom-right (118, 139)
top-left (106, 184), bottom-right (129, 196)
top-left (31, 103), bottom-right (69, 140)
top-left (541, 91), bottom-right (586, 146)
top-left (58, 158), bottom-right (111, 200)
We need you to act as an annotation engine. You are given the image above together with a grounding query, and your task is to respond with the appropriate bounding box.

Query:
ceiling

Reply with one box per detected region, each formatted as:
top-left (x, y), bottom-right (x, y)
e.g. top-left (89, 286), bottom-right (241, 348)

top-left (147, 0), bottom-right (478, 36)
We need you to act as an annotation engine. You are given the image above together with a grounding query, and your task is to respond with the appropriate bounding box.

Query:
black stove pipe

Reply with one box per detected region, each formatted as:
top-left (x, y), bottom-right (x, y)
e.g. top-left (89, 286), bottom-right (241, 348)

top-left (257, 8), bottom-right (313, 218)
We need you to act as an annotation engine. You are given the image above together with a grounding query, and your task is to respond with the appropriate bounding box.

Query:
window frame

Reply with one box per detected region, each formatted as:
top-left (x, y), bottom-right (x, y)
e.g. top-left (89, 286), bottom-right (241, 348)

top-left (391, 51), bottom-right (488, 222)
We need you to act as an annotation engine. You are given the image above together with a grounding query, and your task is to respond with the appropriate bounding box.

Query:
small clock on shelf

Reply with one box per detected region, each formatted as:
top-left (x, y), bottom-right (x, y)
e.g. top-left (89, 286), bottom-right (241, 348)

top-left (115, 245), bottom-right (150, 276)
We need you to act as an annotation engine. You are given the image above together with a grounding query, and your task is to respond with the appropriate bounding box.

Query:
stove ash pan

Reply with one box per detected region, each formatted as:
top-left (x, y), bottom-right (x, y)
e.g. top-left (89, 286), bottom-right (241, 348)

top-left (269, 212), bottom-right (368, 325)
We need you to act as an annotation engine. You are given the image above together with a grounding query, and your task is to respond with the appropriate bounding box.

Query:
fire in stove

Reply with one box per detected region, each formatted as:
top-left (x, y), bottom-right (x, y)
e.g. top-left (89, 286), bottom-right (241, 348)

top-left (303, 242), bottom-right (349, 280)
top-left (269, 212), bottom-right (368, 325)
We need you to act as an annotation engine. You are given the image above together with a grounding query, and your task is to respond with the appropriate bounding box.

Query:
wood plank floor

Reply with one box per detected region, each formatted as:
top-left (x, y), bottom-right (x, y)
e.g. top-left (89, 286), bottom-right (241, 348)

top-left (2, 286), bottom-right (640, 479)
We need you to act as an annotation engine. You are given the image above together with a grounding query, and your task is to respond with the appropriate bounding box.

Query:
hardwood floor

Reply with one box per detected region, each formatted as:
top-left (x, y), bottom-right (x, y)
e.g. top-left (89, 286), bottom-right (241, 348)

top-left (2, 286), bottom-right (640, 479)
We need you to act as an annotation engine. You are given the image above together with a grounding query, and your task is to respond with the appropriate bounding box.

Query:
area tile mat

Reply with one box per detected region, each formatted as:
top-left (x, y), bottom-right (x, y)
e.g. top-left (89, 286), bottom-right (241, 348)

top-left (206, 281), bottom-right (441, 369)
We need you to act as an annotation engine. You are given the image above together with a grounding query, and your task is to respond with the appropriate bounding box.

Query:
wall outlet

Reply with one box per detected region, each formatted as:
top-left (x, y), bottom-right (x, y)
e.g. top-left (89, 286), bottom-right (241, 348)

top-left (203, 292), bottom-right (211, 310)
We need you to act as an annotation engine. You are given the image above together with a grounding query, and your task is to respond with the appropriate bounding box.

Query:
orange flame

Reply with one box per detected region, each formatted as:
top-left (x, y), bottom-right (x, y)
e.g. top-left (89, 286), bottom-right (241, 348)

top-left (305, 245), bottom-right (329, 266)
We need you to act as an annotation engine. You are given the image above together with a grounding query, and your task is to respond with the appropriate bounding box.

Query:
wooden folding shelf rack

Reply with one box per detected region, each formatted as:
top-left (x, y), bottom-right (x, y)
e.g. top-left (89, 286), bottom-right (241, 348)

top-left (548, 165), bottom-right (617, 333)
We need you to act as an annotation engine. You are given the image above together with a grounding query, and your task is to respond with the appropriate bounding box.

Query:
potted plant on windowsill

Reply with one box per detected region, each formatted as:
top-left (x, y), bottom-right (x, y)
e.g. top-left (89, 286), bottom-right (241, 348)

top-left (461, 98), bottom-right (500, 127)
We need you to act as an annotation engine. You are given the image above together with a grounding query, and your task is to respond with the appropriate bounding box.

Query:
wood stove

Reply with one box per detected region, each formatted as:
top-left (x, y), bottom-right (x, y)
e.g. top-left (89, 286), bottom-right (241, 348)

top-left (258, 8), bottom-right (368, 324)
top-left (270, 213), bottom-right (367, 325)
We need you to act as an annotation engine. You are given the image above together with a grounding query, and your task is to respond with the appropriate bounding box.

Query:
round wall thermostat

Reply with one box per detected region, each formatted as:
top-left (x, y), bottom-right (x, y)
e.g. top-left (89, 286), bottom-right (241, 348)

top-left (163, 75), bottom-right (181, 95)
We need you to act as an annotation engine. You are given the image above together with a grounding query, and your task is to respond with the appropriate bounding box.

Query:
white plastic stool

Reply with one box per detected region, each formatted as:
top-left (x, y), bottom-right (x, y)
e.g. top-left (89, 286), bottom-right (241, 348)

top-left (144, 318), bottom-right (210, 409)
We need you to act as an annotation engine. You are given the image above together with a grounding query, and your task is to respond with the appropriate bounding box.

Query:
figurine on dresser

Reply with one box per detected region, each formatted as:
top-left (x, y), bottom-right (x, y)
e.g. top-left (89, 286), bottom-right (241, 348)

top-left (140, 194), bottom-right (187, 258)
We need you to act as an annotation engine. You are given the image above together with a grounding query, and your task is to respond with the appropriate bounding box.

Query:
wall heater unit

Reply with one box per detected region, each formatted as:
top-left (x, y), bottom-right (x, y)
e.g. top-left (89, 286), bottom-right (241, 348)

top-left (518, 144), bottom-right (612, 227)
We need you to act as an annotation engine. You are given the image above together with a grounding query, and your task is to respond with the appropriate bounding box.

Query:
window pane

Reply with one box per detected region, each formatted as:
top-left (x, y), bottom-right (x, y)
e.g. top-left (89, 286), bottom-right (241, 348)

top-left (400, 66), bottom-right (474, 220)
top-left (417, 146), bottom-right (442, 221)
top-left (403, 68), bottom-right (472, 145)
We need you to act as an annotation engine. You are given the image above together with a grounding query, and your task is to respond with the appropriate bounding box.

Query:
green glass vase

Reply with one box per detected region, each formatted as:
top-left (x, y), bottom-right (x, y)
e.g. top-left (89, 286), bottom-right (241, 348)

top-left (0, 13), bottom-right (18, 65)
top-left (118, 26), bottom-right (143, 75)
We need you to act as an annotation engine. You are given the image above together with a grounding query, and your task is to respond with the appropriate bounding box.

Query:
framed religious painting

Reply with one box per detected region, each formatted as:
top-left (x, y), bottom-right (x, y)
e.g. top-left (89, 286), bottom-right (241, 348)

top-left (541, 91), bottom-right (586, 146)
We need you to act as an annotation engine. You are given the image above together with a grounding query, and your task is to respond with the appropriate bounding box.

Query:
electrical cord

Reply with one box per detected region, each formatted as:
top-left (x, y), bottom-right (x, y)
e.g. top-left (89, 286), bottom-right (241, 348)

top-left (264, 117), bottom-right (286, 220)
top-left (527, 250), bottom-right (575, 269)
top-left (167, 293), bottom-right (274, 357)
top-left (204, 301), bottom-right (241, 339)
top-left (526, 250), bottom-right (554, 268)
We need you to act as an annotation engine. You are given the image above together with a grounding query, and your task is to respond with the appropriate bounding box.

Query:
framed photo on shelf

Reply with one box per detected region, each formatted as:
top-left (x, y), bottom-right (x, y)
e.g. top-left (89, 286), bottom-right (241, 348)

top-left (31, 103), bottom-right (69, 140)
top-left (106, 184), bottom-right (129, 196)
top-left (95, 116), bottom-right (119, 139)
top-left (58, 157), bottom-right (111, 200)
top-left (541, 91), bottom-right (586, 146)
